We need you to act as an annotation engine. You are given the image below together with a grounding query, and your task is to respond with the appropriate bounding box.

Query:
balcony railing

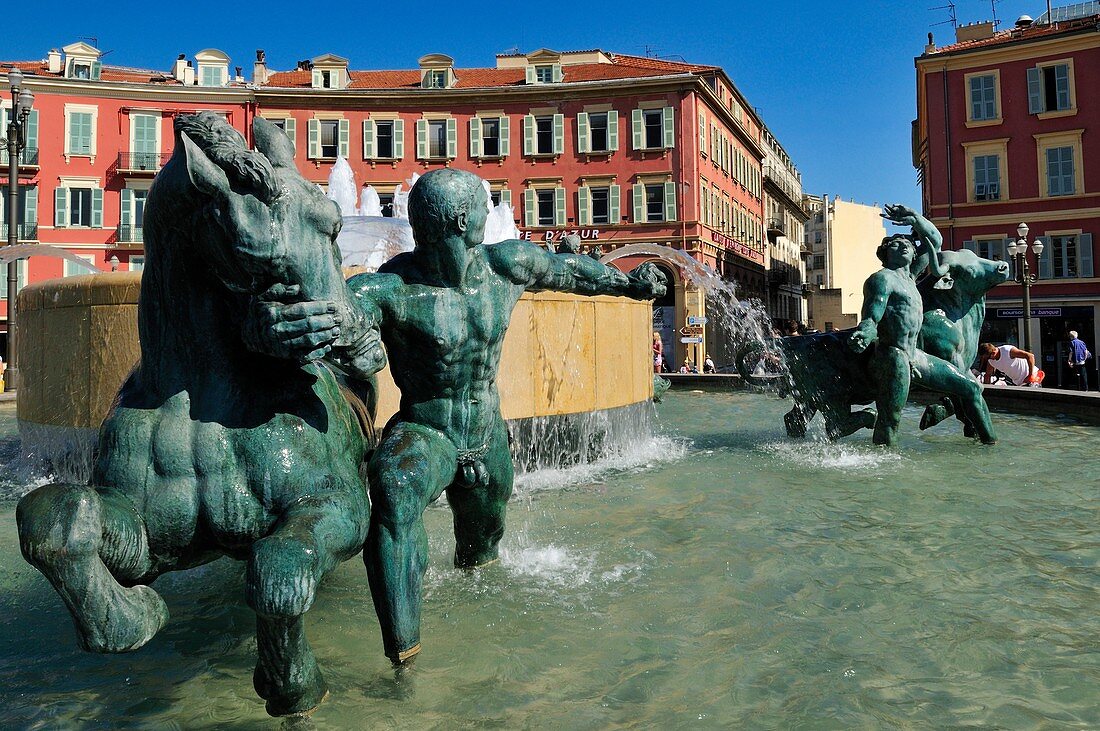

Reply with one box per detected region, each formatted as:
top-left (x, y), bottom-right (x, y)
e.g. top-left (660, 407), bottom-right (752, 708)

top-left (3, 222), bottom-right (38, 240)
top-left (117, 152), bottom-right (170, 173)
top-left (0, 146), bottom-right (40, 167)
top-left (766, 217), bottom-right (785, 236)
top-left (768, 261), bottom-right (803, 287)
top-left (116, 224), bottom-right (144, 243)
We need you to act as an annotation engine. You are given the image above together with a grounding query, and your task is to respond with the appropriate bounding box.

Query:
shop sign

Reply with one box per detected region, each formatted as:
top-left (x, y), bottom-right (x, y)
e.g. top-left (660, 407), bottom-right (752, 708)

top-left (687, 316), bottom-right (708, 326)
top-left (710, 231), bottom-right (765, 265)
top-left (520, 229), bottom-right (602, 243)
top-left (995, 307), bottom-right (1063, 318)
top-left (681, 336), bottom-right (703, 344)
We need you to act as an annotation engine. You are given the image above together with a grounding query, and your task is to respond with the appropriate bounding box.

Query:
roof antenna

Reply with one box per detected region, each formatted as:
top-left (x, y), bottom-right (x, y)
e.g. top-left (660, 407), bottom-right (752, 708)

top-left (929, 1), bottom-right (958, 29)
top-left (990, 0), bottom-right (1001, 29)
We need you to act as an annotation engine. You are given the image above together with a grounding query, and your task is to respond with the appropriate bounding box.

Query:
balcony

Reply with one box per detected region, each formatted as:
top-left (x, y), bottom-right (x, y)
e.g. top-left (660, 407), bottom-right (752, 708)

top-left (116, 224), bottom-right (144, 243)
top-left (117, 152), bottom-right (170, 174)
top-left (766, 217), bottom-right (785, 237)
top-left (768, 260), bottom-right (803, 288)
top-left (3, 222), bottom-right (38, 240)
top-left (0, 146), bottom-right (40, 169)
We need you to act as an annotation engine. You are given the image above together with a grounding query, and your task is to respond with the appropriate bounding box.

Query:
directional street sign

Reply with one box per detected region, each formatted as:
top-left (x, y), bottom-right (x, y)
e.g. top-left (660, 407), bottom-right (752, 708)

top-left (687, 316), bottom-right (708, 326)
top-left (680, 336), bottom-right (703, 344)
top-left (679, 325), bottom-right (704, 336)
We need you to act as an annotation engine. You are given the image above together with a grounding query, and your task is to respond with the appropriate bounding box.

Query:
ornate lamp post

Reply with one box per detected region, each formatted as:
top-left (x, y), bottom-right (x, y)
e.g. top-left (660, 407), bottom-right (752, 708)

top-left (1006, 222), bottom-right (1045, 354)
top-left (3, 67), bottom-right (34, 391)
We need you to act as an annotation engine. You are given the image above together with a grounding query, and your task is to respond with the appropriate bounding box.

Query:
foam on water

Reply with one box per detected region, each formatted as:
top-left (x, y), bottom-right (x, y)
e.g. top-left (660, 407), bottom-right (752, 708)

top-left (759, 439), bottom-right (907, 472)
top-left (514, 433), bottom-right (689, 494)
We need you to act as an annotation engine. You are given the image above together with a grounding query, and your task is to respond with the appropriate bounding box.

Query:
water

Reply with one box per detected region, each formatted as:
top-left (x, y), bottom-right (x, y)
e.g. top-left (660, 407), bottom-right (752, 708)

top-left (0, 243), bottom-right (100, 273)
top-left (1, 393), bottom-right (1097, 728)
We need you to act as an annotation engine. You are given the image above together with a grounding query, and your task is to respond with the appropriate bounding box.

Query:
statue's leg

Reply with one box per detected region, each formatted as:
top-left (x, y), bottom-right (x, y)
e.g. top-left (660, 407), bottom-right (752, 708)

top-left (247, 489), bottom-right (369, 717)
top-left (365, 421), bottom-right (456, 664)
top-left (16, 484), bottom-right (168, 653)
top-left (447, 417), bottom-right (512, 569)
top-left (823, 407), bottom-right (877, 439)
top-left (919, 396), bottom-right (955, 431)
top-left (783, 402), bottom-right (814, 438)
top-left (871, 347), bottom-right (910, 447)
top-left (912, 353), bottom-right (996, 444)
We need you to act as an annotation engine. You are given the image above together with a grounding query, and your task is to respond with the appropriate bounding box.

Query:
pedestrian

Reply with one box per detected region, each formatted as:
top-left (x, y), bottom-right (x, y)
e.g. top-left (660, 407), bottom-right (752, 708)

top-left (785, 320), bottom-right (800, 337)
top-left (703, 353), bottom-right (716, 373)
top-left (978, 342), bottom-right (1043, 387)
top-left (1067, 330), bottom-right (1092, 391)
top-left (652, 332), bottom-right (664, 374)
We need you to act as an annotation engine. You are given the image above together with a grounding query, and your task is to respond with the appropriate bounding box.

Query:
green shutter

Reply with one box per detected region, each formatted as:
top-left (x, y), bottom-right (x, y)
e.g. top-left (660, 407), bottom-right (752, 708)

top-left (25, 109), bottom-right (38, 153)
top-left (606, 110), bottom-right (619, 151)
top-left (553, 113), bottom-right (564, 155)
top-left (577, 185), bottom-right (590, 225)
top-left (1054, 65), bottom-right (1071, 109)
top-left (362, 119), bottom-right (375, 159)
top-left (392, 119), bottom-right (404, 158)
top-left (308, 119), bottom-right (321, 159)
top-left (24, 186), bottom-right (37, 228)
top-left (91, 61), bottom-right (102, 80)
top-left (632, 183), bottom-right (645, 223)
top-left (446, 117), bottom-right (457, 158)
top-left (469, 117), bottom-right (482, 158)
top-left (577, 112), bottom-right (589, 154)
top-left (524, 188), bottom-right (536, 227)
top-left (500, 189), bottom-right (512, 208)
top-left (608, 184), bottom-right (620, 224)
top-left (663, 107), bottom-right (675, 148)
top-left (312, 70), bottom-right (323, 88)
top-left (1037, 236), bottom-right (1052, 279)
top-left (499, 116), bottom-right (510, 157)
top-left (664, 181), bottom-right (677, 222)
top-left (283, 118), bottom-right (296, 150)
top-left (523, 115), bottom-right (535, 156)
top-left (120, 188), bottom-right (133, 227)
top-left (55, 187), bottom-right (67, 227)
top-left (554, 186), bottom-right (566, 226)
top-left (91, 187), bottom-right (103, 228)
top-left (338, 119), bottom-right (350, 158)
top-left (1079, 233), bottom-right (1093, 278)
top-left (525, 66), bottom-right (536, 85)
top-left (631, 109), bottom-right (643, 150)
top-left (1027, 67), bottom-right (1043, 114)
top-left (416, 119), bottom-right (428, 159)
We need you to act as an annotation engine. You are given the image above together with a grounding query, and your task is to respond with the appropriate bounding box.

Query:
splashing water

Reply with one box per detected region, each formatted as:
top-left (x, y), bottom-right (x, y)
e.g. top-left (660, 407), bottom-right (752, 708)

top-left (0, 244), bottom-right (100, 273)
top-left (326, 157), bottom-right (359, 216)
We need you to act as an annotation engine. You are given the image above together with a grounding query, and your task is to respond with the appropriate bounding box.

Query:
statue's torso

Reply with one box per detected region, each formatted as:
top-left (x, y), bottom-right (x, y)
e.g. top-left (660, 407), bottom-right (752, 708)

top-left (877, 269), bottom-right (923, 354)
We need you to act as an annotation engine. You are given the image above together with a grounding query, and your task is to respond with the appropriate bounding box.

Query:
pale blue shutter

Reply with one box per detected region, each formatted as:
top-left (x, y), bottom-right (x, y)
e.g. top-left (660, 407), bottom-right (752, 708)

top-left (552, 114), bottom-right (564, 155)
top-left (608, 184), bottom-right (620, 224)
top-left (24, 186), bottom-right (37, 232)
top-left (969, 77), bottom-right (983, 120)
top-left (55, 187), bottom-right (67, 227)
top-left (577, 112), bottom-right (589, 154)
top-left (363, 120), bottom-right (375, 159)
top-left (91, 188), bottom-right (103, 228)
top-left (1062, 147), bottom-right (1075, 194)
top-left (120, 188), bottom-right (132, 229)
top-left (983, 76), bottom-right (997, 119)
top-left (500, 189), bottom-right (512, 208)
top-left (499, 116), bottom-right (510, 157)
top-left (606, 110), bottom-right (618, 151)
top-left (551, 64), bottom-right (563, 83)
top-left (308, 119), bottom-right (321, 158)
top-left (446, 118), bottom-right (457, 158)
top-left (393, 119), bottom-right (404, 158)
top-left (631, 109), bottom-right (643, 150)
top-left (577, 185), bottom-right (590, 225)
top-left (664, 181), bottom-right (677, 221)
top-left (1054, 65), bottom-right (1070, 110)
top-left (25, 109), bottom-right (38, 160)
top-left (632, 183), bottom-right (645, 222)
top-left (1078, 233), bottom-right (1093, 278)
top-left (554, 187), bottom-right (566, 226)
top-left (283, 117), bottom-right (296, 150)
top-left (1027, 67), bottom-right (1043, 114)
top-left (1038, 236), bottom-right (1052, 279)
top-left (338, 119), bottom-right (350, 158)
top-left (662, 107), bottom-right (675, 148)
top-left (698, 111), bottom-right (705, 150)
top-left (416, 119), bottom-right (428, 159)
top-left (523, 189), bottom-right (536, 227)
top-left (523, 115), bottom-right (535, 155)
top-left (91, 61), bottom-right (101, 80)
top-left (469, 117), bottom-right (482, 157)
top-left (525, 66), bottom-right (536, 85)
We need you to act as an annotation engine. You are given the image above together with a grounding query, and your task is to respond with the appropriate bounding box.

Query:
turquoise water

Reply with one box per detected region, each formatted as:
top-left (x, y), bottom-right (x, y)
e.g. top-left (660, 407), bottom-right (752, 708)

top-left (0, 393), bottom-right (1097, 729)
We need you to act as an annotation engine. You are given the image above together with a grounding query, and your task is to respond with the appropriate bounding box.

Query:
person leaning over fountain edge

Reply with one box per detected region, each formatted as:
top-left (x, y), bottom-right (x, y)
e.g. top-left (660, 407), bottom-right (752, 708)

top-left (248, 169), bottom-right (665, 665)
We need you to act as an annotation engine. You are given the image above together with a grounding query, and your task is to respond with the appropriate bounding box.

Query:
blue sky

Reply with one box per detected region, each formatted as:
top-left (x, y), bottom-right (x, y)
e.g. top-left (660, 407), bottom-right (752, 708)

top-left (6, 0), bottom-right (1047, 209)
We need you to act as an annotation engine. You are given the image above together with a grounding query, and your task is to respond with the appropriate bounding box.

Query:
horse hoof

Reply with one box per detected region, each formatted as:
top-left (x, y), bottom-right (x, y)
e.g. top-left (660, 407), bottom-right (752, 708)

top-left (267, 688), bottom-right (330, 718)
top-left (919, 405), bottom-right (946, 431)
top-left (78, 584), bottom-right (169, 653)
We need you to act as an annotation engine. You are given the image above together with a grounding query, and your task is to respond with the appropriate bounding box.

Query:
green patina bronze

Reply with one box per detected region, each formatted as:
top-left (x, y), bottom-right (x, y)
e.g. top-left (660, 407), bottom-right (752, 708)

top-left (16, 113), bottom-right (387, 717)
top-left (340, 168), bottom-right (665, 664)
top-left (738, 205), bottom-right (1007, 446)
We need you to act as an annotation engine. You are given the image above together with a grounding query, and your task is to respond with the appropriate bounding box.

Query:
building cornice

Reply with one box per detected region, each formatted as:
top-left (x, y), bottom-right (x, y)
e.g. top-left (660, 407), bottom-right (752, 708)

top-left (8, 75), bottom-right (254, 104)
top-left (915, 25), bottom-right (1100, 71)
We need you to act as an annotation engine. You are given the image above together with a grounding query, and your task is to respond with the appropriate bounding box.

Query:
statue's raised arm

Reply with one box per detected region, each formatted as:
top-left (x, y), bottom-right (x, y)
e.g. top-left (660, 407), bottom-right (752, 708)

top-left (881, 203), bottom-right (951, 288)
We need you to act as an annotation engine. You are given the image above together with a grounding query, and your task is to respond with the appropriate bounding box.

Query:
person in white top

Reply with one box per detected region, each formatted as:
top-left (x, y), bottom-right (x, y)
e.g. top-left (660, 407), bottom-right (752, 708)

top-left (978, 342), bottom-right (1041, 386)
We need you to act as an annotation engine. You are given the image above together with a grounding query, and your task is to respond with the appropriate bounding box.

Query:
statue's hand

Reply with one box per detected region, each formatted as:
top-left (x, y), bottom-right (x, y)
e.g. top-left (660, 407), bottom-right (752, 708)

top-left (329, 302), bottom-right (387, 378)
top-left (881, 203), bottom-right (918, 227)
top-left (243, 284), bottom-right (341, 363)
top-left (628, 263), bottom-right (668, 300)
top-left (848, 324), bottom-right (875, 354)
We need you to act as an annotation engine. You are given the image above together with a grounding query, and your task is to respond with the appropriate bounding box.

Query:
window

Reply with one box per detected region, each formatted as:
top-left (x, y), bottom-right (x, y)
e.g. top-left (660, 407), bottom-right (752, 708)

top-left (535, 116), bottom-right (554, 155)
top-left (633, 107), bottom-right (673, 151)
top-left (535, 65), bottom-right (554, 84)
top-left (426, 70), bottom-right (447, 89)
top-left (72, 62), bottom-right (92, 79)
top-left (643, 110), bottom-right (663, 149)
top-left (64, 254), bottom-right (96, 277)
top-left (1045, 146), bottom-right (1075, 196)
top-left (588, 113), bottom-right (609, 153)
top-left (71, 189), bottom-right (93, 227)
top-left (813, 254), bottom-right (825, 270)
top-left (974, 155), bottom-right (1000, 201)
top-left (378, 193), bottom-right (395, 217)
top-left (68, 111), bottom-right (94, 156)
top-left (490, 190), bottom-right (501, 206)
top-left (199, 65), bottom-right (225, 87)
top-left (536, 189), bottom-right (555, 226)
top-left (376, 121), bottom-right (394, 158)
top-left (645, 184), bottom-right (664, 222)
top-left (814, 231), bottom-right (823, 244)
top-left (0, 186), bottom-right (38, 238)
top-left (0, 260), bottom-right (27, 298)
top-left (319, 120), bottom-right (339, 158)
top-left (55, 185), bottom-right (103, 228)
top-left (119, 188), bottom-right (147, 242)
top-left (1028, 63), bottom-right (1073, 114)
top-left (427, 120), bottom-right (447, 158)
top-left (129, 256), bottom-right (145, 272)
top-left (482, 118), bottom-right (500, 157)
top-left (320, 70), bottom-right (336, 88)
top-left (968, 74), bottom-right (998, 121)
top-left (589, 187), bottom-right (610, 225)
top-left (1051, 235), bottom-right (1079, 278)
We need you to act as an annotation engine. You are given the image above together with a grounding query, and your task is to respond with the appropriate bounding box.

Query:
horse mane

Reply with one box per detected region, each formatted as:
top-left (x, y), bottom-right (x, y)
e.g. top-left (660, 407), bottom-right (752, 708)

top-left (173, 112), bottom-right (278, 202)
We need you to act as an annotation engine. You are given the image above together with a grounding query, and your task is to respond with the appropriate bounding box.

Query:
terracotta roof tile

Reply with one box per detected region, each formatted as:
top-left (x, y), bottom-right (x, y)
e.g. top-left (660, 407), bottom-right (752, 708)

top-left (4, 59), bottom-right (182, 84)
top-left (927, 14), bottom-right (1100, 54)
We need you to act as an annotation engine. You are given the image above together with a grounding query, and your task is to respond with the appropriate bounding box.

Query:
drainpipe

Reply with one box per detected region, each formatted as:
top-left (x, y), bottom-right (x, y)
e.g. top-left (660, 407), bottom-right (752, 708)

top-left (942, 64), bottom-right (954, 249)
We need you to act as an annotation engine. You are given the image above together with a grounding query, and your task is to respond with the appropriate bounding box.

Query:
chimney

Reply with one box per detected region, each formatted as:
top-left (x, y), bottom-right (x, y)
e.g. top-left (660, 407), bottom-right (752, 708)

top-left (47, 49), bottom-right (62, 73)
top-left (184, 60), bottom-right (195, 86)
top-left (925, 32), bottom-right (936, 53)
top-left (253, 49), bottom-right (269, 85)
top-left (234, 65), bottom-right (243, 82)
top-left (172, 53), bottom-right (187, 82)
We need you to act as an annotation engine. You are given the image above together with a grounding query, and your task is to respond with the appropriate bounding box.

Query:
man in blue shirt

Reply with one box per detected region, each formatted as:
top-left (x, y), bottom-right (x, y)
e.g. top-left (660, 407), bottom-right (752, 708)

top-left (1067, 330), bottom-right (1091, 391)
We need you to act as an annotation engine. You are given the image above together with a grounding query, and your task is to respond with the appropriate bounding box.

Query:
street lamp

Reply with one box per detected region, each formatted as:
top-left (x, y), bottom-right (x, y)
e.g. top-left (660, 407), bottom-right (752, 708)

top-left (3, 66), bottom-right (33, 392)
top-left (1006, 222), bottom-right (1045, 353)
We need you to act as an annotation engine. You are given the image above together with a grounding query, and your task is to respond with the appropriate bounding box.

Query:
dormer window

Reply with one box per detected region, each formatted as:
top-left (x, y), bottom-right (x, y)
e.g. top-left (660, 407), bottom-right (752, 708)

top-left (427, 70), bottom-right (447, 89)
top-left (194, 49), bottom-right (230, 87)
top-left (418, 54), bottom-right (455, 90)
top-left (535, 65), bottom-right (554, 83)
top-left (523, 51), bottom-right (563, 84)
top-left (72, 61), bottom-right (92, 79)
top-left (62, 41), bottom-right (102, 80)
top-left (310, 55), bottom-right (350, 90)
top-left (199, 66), bottom-right (226, 86)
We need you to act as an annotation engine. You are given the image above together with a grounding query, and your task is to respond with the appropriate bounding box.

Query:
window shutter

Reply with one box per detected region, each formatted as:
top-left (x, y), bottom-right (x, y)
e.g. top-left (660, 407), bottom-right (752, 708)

top-left (469, 117), bottom-right (482, 158)
top-left (698, 111), bottom-right (705, 150)
top-left (552, 114), bottom-right (564, 155)
top-left (1054, 65), bottom-right (1070, 109)
top-left (523, 114), bottom-right (535, 156)
top-left (24, 186), bottom-right (37, 227)
top-left (91, 61), bottom-right (102, 80)
top-left (1046, 147), bottom-right (1060, 195)
top-left (91, 187), bottom-right (104, 228)
top-left (338, 119), bottom-right (350, 158)
top-left (577, 112), bottom-right (589, 154)
top-left (25, 109), bottom-right (38, 152)
top-left (632, 183), bottom-right (645, 223)
top-left (551, 64), bottom-right (563, 83)
top-left (120, 188), bottom-right (132, 227)
top-left (554, 186), bottom-right (566, 226)
top-left (283, 117), bottom-right (297, 149)
top-left (1027, 67), bottom-right (1043, 114)
top-left (662, 107), bottom-right (675, 148)
top-left (1063, 147), bottom-right (1076, 194)
top-left (525, 66), bottom-right (536, 84)
top-left (664, 181), bottom-right (677, 221)
top-left (969, 77), bottom-right (983, 120)
top-left (577, 185), bottom-right (590, 225)
top-left (608, 184), bottom-right (620, 224)
top-left (446, 117), bottom-right (457, 158)
top-left (313, 70), bottom-right (323, 88)
top-left (1078, 233), bottom-right (1093, 278)
top-left (606, 110), bottom-right (618, 151)
top-left (524, 188), bottom-right (536, 227)
top-left (499, 116), bottom-right (510, 157)
top-left (416, 119), bottom-right (428, 159)
top-left (500, 189), bottom-right (512, 208)
top-left (631, 109), bottom-right (643, 150)
top-left (1037, 236), bottom-right (1052, 279)
top-left (308, 119), bottom-right (321, 159)
top-left (393, 119), bottom-right (404, 158)
top-left (55, 187), bottom-right (67, 227)
top-left (362, 119), bottom-right (375, 159)
top-left (962, 240), bottom-right (976, 252)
